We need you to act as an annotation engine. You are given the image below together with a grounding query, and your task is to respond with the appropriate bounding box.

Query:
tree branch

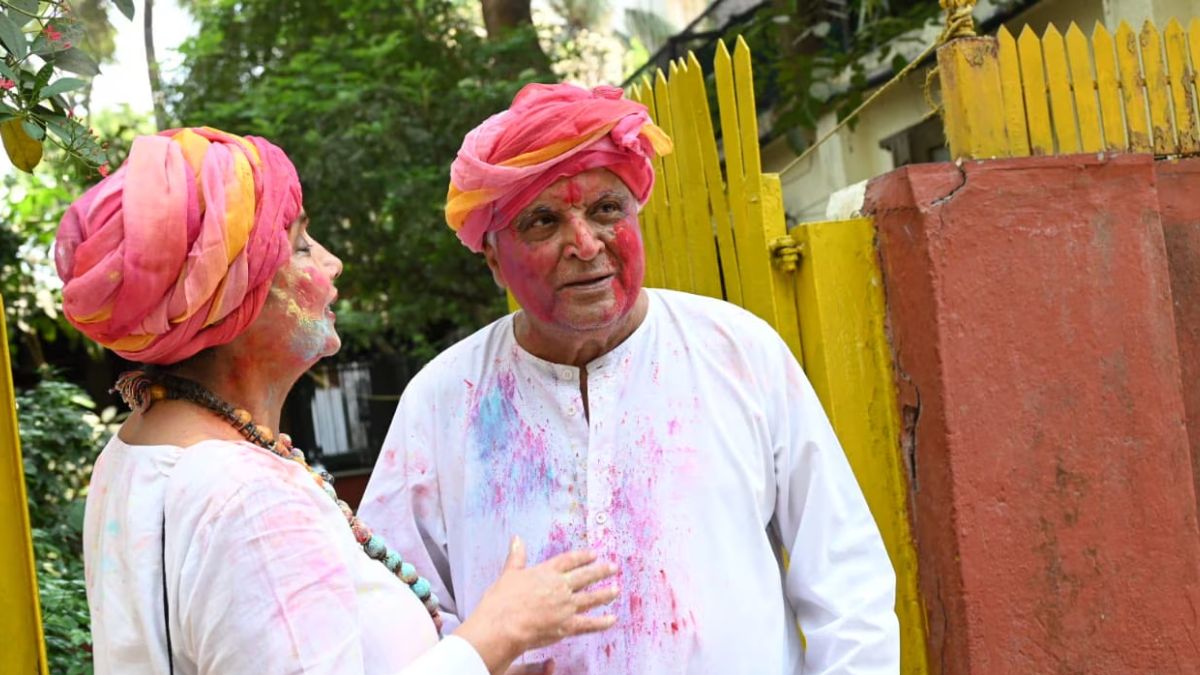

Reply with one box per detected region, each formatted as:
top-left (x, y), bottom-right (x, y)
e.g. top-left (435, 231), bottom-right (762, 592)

top-left (143, 0), bottom-right (167, 130)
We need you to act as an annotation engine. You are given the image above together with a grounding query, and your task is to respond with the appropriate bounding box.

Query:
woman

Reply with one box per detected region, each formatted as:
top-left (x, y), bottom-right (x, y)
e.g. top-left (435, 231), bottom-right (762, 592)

top-left (56, 127), bottom-right (618, 674)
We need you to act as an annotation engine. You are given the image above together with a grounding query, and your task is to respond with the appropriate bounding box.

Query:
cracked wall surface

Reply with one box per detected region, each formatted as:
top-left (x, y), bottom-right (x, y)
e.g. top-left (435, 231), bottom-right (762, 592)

top-left (864, 154), bottom-right (1200, 673)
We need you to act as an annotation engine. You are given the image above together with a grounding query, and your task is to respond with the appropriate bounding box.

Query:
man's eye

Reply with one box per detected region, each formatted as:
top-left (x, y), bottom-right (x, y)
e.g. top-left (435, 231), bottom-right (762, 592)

top-left (520, 214), bottom-right (557, 231)
top-left (593, 201), bottom-right (623, 218)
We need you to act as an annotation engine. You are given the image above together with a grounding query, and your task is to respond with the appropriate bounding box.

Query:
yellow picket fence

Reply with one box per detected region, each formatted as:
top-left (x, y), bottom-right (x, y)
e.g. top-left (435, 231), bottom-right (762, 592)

top-left (628, 37), bottom-right (803, 361)
top-left (941, 19), bottom-right (1200, 159)
top-left (629, 37), bottom-right (929, 674)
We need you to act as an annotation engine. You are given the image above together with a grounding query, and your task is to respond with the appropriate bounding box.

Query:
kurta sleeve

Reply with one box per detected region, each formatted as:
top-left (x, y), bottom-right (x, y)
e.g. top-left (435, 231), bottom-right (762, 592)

top-left (172, 474), bottom-right (485, 674)
top-left (358, 376), bottom-right (464, 634)
top-left (763, 333), bottom-right (900, 673)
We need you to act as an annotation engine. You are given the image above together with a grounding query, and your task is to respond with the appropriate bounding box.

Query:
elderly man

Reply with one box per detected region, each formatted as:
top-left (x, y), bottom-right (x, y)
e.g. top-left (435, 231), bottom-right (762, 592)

top-left (359, 83), bottom-right (899, 673)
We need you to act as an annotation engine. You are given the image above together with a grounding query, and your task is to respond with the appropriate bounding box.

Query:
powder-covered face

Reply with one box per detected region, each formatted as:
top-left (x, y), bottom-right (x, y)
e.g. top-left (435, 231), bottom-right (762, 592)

top-left (485, 168), bottom-right (645, 332)
top-left (261, 213), bottom-right (343, 365)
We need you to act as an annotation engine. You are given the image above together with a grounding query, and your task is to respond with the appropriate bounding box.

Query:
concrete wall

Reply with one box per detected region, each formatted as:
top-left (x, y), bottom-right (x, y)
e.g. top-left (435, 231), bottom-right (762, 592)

top-left (1158, 157), bottom-right (1200, 520)
top-left (863, 153), bottom-right (1200, 673)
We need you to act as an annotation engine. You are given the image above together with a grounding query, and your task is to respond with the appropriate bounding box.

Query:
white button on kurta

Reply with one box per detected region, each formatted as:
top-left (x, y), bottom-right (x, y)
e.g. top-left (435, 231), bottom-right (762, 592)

top-left (360, 289), bottom-right (899, 674)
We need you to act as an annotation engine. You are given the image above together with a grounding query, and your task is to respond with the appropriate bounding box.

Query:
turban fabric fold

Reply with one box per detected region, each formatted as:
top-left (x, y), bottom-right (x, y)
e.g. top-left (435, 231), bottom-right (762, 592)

top-left (446, 83), bottom-right (673, 252)
top-left (55, 127), bottom-right (302, 365)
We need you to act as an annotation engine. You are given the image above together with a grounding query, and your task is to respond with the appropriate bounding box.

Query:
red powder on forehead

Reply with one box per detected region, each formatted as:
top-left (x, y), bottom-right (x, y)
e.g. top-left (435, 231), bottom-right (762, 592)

top-left (564, 179), bottom-right (583, 206)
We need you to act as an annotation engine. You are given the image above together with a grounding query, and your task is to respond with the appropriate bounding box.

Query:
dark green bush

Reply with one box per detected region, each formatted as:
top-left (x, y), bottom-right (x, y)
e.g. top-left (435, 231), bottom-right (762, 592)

top-left (20, 376), bottom-right (118, 674)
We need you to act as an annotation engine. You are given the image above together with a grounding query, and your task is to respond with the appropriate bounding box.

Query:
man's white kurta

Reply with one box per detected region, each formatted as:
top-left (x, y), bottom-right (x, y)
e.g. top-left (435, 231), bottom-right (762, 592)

top-left (360, 289), bottom-right (899, 673)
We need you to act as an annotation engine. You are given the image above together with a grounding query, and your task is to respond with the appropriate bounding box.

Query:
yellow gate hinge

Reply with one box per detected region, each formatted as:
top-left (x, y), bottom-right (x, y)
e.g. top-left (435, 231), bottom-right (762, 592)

top-left (769, 235), bottom-right (804, 272)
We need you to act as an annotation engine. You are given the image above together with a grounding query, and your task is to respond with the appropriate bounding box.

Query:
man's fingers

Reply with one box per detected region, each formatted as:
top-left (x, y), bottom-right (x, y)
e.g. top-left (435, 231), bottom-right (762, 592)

top-left (568, 614), bottom-right (618, 635)
top-left (503, 535), bottom-right (527, 571)
top-left (572, 585), bottom-right (620, 612)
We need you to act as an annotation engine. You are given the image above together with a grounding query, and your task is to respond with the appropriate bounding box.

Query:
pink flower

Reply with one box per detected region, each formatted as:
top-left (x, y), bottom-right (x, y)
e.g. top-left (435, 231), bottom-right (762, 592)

top-left (0, 79), bottom-right (13, 91)
top-left (98, 163), bottom-right (110, 177)
top-left (44, 26), bottom-right (62, 42)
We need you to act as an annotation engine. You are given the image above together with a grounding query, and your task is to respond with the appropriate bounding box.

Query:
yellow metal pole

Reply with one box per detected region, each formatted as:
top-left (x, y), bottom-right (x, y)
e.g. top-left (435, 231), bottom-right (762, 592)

top-left (0, 293), bottom-right (50, 674)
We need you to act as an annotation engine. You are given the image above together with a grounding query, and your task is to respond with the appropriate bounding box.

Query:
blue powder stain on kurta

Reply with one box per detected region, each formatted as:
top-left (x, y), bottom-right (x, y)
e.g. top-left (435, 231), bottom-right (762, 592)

top-left (472, 383), bottom-right (515, 463)
top-left (468, 375), bottom-right (556, 513)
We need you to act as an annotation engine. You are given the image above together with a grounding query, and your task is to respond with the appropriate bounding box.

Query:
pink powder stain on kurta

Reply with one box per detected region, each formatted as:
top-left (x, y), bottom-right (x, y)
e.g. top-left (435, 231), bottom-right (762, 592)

top-left (585, 419), bottom-right (698, 669)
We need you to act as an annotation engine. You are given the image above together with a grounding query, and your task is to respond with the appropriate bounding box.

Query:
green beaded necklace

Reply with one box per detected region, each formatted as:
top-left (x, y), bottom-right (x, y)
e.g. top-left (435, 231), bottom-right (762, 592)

top-left (114, 370), bottom-right (443, 630)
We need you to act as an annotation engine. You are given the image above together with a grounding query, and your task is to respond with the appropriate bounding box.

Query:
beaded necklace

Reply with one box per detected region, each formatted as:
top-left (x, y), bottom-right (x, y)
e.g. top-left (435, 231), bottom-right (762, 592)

top-left (114, 370), bottom-right (443, 631)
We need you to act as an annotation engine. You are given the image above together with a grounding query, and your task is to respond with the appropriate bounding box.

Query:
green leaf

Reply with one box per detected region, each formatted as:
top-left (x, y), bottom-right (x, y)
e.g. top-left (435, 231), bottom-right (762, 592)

top-left (68, 394), bottom-right (94, 409)
top-left (21, 118), bottom-right (42, 140)
top-left (33, 60), bottom-right (53, 92)
top-left (49, 48), bottom-right (100, 77)
top-left (112, 0), bottom-right (136, 21)
top-left (0, 61), bottom-right (14, 80)
top-left (0, 11), bottom-right (28, 60)
top-left (6, 0), bottom-right (38, 17)
top-left (66, 499), bottom-right (86, 533)
top-left (43, 116), bottom-right (79, 142)
top-left (39, 77), bottom-right (86, 100)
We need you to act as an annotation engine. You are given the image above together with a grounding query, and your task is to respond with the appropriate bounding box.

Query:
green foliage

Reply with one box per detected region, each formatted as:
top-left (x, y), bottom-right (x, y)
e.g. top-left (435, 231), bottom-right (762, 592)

top-left (20, 375), bottom-right (120, 674)
top-left (38, 569), bottom-right (93, 675)
top-left (0, 0), bottom-right (131, 172)
top-left (737, 0), bottom-right (942, 139)
top-left (172, 0), bottom-right (549, 358)
top-left (1, 109), bottom-right (148, 374)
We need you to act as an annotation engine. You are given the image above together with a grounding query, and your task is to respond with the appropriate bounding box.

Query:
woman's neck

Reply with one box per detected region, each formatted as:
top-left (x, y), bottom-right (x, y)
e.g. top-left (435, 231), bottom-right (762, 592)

top-left (168, 353), bottom-right (298, 433)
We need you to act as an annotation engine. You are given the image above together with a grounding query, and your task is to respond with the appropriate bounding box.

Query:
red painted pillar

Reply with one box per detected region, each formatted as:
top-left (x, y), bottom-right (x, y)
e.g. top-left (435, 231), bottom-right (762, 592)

top-left (1158, 157), bottom-right (1200, 518)
top-left (865, 154), bottom-right (1200, 673)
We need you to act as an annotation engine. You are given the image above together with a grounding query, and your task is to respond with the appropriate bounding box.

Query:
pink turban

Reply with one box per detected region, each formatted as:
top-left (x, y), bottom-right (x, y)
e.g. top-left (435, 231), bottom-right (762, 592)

top-left (446, 83), bottom-right (673, 252)
top-left (55, 127), bottom-right (302, 365)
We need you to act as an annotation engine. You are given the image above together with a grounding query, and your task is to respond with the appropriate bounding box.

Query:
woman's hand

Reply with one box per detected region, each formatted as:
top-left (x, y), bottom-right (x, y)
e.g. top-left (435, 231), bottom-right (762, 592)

top-left (455, 536), bottom-right (619, 674)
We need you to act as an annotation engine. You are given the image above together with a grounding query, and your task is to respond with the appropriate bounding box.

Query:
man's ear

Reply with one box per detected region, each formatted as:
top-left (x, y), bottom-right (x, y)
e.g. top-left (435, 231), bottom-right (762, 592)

top-left (482, 235), bottom-right (507, 290)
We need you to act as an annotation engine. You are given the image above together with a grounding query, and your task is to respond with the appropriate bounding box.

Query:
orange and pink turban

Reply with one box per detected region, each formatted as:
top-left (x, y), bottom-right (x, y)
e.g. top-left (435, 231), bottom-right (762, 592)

top-left (446, 83), bottom-right (673, 252)
top-left (55, 127), bottom-right (302, 365)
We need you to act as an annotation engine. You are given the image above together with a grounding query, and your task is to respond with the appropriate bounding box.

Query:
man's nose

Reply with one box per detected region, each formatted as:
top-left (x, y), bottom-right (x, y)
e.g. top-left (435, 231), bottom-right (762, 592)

top-left (564, 213), bottom-right (603, 261)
